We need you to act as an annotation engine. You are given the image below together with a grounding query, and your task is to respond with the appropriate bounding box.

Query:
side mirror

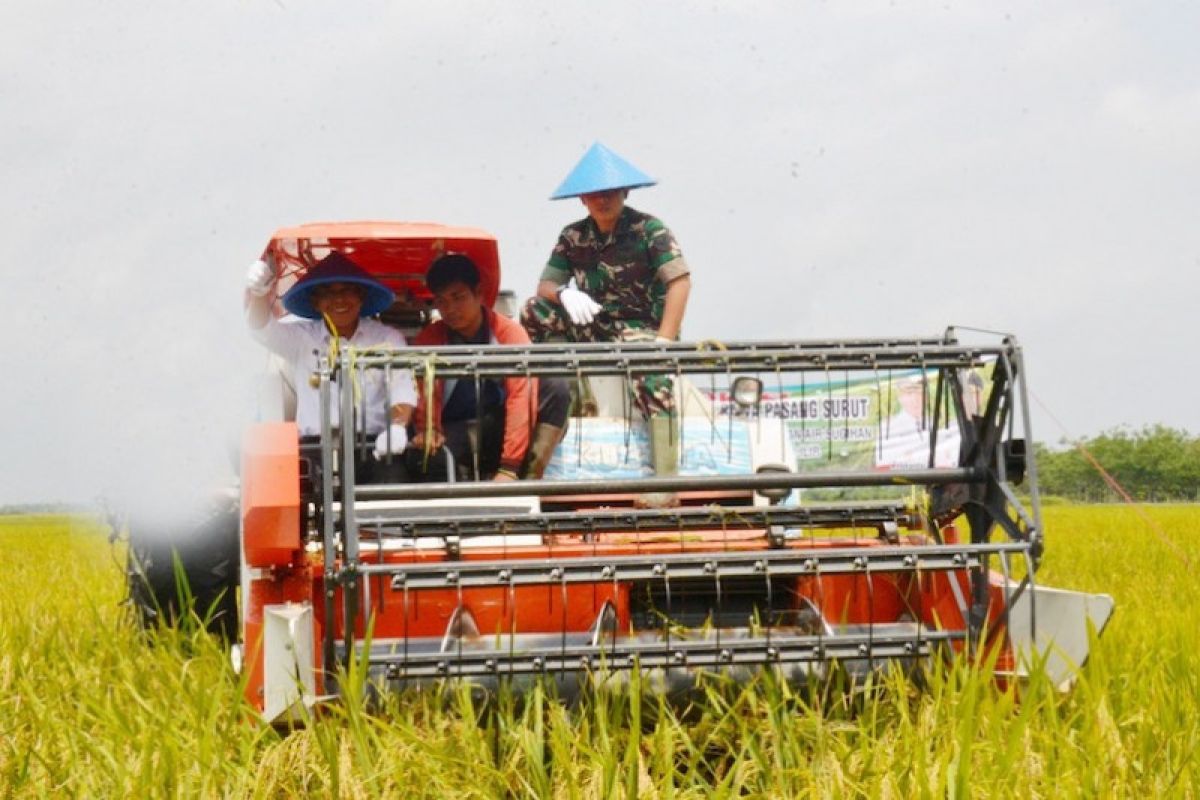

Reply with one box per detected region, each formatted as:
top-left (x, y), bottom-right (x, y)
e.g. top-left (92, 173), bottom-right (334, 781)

top-left (731, 376), bottom-right (763, 410)
top-left (1003, 439), bottom-right (1027, 485)
top-left (755, 463), bottom-right (792, 504)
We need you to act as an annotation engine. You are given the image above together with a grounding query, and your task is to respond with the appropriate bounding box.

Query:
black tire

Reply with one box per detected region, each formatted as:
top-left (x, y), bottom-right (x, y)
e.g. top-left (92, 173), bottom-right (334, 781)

top-left (125, 492), bottom-right (241, 641)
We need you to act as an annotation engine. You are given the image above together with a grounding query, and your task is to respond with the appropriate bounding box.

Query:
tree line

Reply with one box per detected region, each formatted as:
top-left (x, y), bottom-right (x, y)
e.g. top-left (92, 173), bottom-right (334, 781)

top-left (1034, 425), bottom-right (1200, 502)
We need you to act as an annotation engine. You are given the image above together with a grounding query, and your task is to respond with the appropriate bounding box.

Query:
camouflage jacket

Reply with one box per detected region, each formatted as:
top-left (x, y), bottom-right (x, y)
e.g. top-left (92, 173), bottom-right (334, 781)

top-left (540, 206), bottom-right (689, 326)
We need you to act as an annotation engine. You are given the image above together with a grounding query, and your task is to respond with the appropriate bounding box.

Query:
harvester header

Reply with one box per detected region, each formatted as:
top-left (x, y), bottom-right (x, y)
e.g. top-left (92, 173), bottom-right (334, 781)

top-left (240, 322), bottom-right (1108, 717)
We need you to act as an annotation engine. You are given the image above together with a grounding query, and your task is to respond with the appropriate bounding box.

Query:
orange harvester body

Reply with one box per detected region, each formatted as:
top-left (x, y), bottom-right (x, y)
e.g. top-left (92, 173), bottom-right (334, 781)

top-left (233, 222), bottom-right (1110, 717)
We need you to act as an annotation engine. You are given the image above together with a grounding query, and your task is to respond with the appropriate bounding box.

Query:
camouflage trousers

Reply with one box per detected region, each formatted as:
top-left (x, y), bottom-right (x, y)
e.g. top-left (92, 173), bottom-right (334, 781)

top-left (520, 296), bottom-right (675, 418)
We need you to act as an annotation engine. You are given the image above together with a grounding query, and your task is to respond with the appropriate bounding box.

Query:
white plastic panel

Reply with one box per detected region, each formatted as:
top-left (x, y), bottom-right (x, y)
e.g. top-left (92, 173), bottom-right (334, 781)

top-left (262, 602), bottom-right (316, 722)
top-left (1005, 582), bottom-right (1116, 691)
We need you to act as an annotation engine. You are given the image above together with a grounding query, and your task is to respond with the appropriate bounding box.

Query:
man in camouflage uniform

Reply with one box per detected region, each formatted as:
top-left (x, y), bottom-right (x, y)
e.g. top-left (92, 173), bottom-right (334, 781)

top-left (520, 145), bottom-right (691, 419)
top-left (521, 143), bottom-right (691, 506)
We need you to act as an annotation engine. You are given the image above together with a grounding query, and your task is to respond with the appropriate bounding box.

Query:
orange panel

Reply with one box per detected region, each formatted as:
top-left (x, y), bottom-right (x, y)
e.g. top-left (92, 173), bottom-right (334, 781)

top-left (332, 583), bottom-right (630, 640)
top-left (265, 221), bottom-right (501, 307)
top-left (241, 423), bottom-right (301, 567)
top-left (243, 563), bottom-right (322, 710)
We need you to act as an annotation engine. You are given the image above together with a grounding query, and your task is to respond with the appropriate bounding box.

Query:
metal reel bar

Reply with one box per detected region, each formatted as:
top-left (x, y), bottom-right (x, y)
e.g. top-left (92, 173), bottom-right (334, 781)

top-left (354, 467), bottom-right (982, 503)
top-left (360, 541), bottom-right (1031, 590)
top-left (360, 628), bottom-right (961, 680)
top-left (355, 502), bottom-right (920, 541)
top-left (344, 339), bottom-right (1009, 380)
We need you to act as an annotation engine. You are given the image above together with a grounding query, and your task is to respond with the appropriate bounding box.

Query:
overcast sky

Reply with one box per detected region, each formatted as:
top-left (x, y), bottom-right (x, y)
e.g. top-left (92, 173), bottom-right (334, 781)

top-left (2, 1), bottom-right (1197, 505)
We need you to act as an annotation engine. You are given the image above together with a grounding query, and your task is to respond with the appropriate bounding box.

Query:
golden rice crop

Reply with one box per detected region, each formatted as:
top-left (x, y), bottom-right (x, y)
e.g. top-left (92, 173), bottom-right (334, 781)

top-left (1, 506), bottom-right (1197, 797)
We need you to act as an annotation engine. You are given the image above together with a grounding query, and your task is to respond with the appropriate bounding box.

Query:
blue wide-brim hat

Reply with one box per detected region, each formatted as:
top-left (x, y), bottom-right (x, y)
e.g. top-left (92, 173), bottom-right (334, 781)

top-left (281, 252), bottom-right (395, 319)
top-left (550, 142), bottom-right (657, 200)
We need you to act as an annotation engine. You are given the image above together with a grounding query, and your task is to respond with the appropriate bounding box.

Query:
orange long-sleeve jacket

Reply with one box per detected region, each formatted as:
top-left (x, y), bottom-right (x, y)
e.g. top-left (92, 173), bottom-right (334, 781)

top-left (410, 307), bottom-right (536, 474)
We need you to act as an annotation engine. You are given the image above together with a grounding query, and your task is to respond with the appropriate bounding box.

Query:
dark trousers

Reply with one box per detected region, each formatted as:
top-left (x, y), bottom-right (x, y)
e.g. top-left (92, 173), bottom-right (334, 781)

top-left (538, 377), bottom-right (571, 428)
top-left (408, 403), bottom-right (506, 482)
top-left (408, 380), bottom-right (571, 482)
top-left (298, 435), bottom-right (411, 486)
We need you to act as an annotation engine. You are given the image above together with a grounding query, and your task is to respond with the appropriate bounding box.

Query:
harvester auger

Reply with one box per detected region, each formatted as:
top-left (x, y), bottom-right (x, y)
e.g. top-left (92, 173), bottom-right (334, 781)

top-left (129, 222), bottom-right (1113, 721)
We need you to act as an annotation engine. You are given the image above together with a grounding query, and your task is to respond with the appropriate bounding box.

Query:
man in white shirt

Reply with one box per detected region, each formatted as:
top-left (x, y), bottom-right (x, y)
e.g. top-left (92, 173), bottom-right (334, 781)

top-left (876, 376), bottom-right (961, 469)
top-left (244, 252), bottom-right (417, 467)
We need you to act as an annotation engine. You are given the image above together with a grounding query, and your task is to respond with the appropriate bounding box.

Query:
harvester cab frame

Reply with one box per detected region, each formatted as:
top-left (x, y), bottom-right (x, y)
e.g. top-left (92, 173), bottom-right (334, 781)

top-left (133, 221), bottom-right (1116, 722)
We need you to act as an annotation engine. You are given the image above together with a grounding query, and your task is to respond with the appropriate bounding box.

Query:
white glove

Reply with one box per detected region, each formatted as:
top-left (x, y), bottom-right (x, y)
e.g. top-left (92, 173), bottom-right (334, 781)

top-left (373, 424), bottom-right (408, 459)
top-left (557, 286), bottom-right (602, 326)
top-left (245, 259), bottom-right (275, 297)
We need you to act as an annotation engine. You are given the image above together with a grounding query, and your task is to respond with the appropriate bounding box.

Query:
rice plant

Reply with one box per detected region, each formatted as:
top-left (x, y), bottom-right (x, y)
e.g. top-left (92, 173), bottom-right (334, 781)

top-left (1, 506), bottom-right (1197, 797)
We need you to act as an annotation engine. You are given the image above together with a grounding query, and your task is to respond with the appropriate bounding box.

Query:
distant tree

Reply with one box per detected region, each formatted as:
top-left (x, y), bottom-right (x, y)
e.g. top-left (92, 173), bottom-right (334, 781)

top-left (1035, 425), bottom-right (1200, 502)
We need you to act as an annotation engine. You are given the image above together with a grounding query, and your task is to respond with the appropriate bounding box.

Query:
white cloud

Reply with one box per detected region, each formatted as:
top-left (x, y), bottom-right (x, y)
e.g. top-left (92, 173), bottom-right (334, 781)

top-left (1, 0), bottom-right (1198, 503)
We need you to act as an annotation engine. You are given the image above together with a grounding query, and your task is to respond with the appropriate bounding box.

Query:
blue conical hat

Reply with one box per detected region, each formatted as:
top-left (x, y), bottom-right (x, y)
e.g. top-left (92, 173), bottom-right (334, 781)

top-left (549, 142), bottom-right (657, 200)
top-left (282, 252), bottom-right (395, 320)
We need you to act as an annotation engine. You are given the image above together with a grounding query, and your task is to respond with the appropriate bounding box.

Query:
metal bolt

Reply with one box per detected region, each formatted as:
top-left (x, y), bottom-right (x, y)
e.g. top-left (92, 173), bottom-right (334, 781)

top-left (720, 649), bottom-right (733, 663)
top-left (703, 561), bottom-right (717, 574)
top-left (436, 661), bottom-right (448, 674)
top-left (498, 569), bottom-right (511, 582)
top-left (652, 563), bottom-right (665, 576)
top-left (853, 557), bottom-right (866, 570)
top-left (902, 555), bottom-right (915, 567)
top-left (952, 554), bottom-right (964, 566)
top-left (812, 645), bottom-right (823, 657)
top-left (673, 650), bottom-right (686, 664)
top-left (753, 560), bottom-right (766, 572)
top-left (803, 559), bottom-right (817, 572)
top-left (601, 566), bottom-right (614, 579)
top-left (904, 642), bottom-right (914, 654)
top-left (485, 659), bottom-right (497, 672)
top-left (446, 571), bottom-right (459, 583)
top-left (391, 574), bottom-right (407, 589)
top-left (550, 567), bottom-right (563, 580)
top-left (766, 647), bottom-right (779, 661)
top-left (579, 656), bottom-right (591, 669)
top-left (532, 657), bottom-right (544, 671)
top-left (858, 644), bottom-right (869, 656)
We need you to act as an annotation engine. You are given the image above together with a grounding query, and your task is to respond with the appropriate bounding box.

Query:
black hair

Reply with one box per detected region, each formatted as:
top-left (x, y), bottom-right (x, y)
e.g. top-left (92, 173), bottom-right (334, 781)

top-left (426, 254), bottom-right (481, 294)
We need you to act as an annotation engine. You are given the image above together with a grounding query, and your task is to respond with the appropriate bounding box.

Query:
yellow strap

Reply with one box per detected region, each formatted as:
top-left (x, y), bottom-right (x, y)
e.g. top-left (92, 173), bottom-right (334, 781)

top-left (321, 312), bottom-right (340, 363)
top-left (320, 312), bottom-right (363, 408)
top-left (421, 353), bottom-right (440, 469)
top-left (329, 342), bottom-right (446, 470)
top-left (694, 339), bottom-right (728, 368)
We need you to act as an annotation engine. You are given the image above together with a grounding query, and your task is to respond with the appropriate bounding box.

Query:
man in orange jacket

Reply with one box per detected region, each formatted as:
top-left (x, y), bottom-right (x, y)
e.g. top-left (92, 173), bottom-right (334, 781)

top-left (411, 254), bottom-right (569, 481)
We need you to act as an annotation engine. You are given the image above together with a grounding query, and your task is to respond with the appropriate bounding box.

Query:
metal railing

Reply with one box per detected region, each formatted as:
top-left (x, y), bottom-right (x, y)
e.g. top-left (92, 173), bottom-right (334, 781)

top-left (310, 332), bottom-right (1040, 689)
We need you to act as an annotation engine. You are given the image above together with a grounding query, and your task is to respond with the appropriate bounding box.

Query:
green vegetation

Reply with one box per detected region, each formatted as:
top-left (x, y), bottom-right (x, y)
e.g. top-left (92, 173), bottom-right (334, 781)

top-left (1037, 425), bottom-right (1200, 502)
top-left (2, 508), bottom-right (1198, 797)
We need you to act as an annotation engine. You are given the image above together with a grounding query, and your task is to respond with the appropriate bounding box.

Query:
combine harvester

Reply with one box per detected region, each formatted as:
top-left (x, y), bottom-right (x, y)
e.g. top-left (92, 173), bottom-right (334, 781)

top-left (129, 222), bottom-right (1114, 721)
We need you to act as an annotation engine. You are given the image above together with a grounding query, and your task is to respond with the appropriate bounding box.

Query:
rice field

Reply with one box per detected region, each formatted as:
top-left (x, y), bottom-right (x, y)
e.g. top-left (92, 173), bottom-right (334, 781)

top-left (1, 506), bottom-right (1197, 798)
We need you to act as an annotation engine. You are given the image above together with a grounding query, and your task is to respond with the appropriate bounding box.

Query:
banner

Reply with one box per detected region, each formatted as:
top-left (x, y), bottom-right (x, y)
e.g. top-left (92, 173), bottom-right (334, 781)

top-left (544, 418), bottom-right (754, 481)
top-left (706, 367), bottom-right (989, 473)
